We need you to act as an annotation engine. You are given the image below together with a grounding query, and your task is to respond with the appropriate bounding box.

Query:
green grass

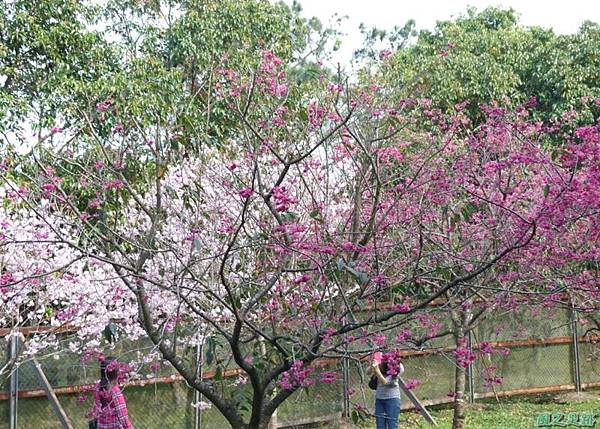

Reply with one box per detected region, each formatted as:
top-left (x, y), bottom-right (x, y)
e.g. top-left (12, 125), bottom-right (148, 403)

top-left (360, 394), bottom-right (600, 429)
top-left (2, 391), bottom-right (600, 428)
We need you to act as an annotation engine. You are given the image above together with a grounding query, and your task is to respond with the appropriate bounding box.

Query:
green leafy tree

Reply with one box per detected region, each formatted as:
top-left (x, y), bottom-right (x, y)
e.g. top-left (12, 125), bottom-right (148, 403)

top-left (0, 0), bottom-right (117, 134)
top-left (91, 0), bottom-right (339, 149)
top-left (372, 7), bottom-right (600, 123)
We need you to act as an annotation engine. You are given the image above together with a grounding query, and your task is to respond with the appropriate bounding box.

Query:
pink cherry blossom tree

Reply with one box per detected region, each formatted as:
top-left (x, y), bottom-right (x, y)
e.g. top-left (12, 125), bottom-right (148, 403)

top-left (406, 100), bottom-right (600, 429)
top-left (1, 51), bottom-right (599, 429)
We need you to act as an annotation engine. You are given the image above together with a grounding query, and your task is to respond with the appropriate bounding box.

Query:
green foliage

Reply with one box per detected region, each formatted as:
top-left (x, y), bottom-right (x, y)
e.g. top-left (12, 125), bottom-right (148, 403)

top-left (353, 19), bottom-right (417, 61)
top-left (98, 0), bottom-right (342, 146)
top-left (1, 0), bottom-right (335, 148)
top-left (376, 7), bottom-right (600, 123)
top-left (0, 0), bottom-right (117, 132)
top-left (1, 0), bottom-right (340, 222)
top-left (164, 0), bottom-right (300, 67)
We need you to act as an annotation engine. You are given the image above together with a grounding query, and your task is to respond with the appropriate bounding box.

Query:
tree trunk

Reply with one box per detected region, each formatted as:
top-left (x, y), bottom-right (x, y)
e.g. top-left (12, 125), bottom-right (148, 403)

top-left (452, 360), bottom-right (468, 429)
top-left (245, 413), bottom-right (274, 429)
top-left (448, 295), bottom-right (473, 429)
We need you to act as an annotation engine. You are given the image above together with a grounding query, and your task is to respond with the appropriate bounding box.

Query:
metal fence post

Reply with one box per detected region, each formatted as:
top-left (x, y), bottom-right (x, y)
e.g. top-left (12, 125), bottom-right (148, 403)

top-left (193, 341), bottom-right (203, 429)
top-left (9, 333), bottom-right (19, 429)
top-left (31, 358), bottom-right (73, 429)
top-left (341, 315), bottom-right (351, 421)
top-left (467, 330), bottom-right (475, 403)
top-left (341, 353), bottom-right (350, 420)
top-left (570, 307), bottom-right (582, 392)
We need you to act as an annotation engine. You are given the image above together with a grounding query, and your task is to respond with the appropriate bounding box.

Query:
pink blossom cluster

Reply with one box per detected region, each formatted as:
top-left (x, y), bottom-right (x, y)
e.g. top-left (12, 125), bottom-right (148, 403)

top-left (404, 378), bottom-right (422, 390)
top-left (258, 50), bottom-right (288, 97)
top-left (319, 371), bottom-right (337, 384)
top-left (307, 101), bottom-right (328, 129)
top-left (96, 97), bottom-right (115, 113)
top-left (271, 186), bottom-right (297, 212)
top-left (0, 271), bottom-right (14, 294)
top-left (277, 360), bottom-right (314, 390)
top-left (453, 337), bottom-right (478, 368)
top-left (382, 349), bottom-right (404, 376)
top-left (482, 365), bottom-right (504, 388)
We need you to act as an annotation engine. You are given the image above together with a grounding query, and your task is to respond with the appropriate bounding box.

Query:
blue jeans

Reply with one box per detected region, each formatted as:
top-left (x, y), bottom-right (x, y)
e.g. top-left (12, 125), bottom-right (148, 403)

top-left (375, 397), bottom-right (401, 429)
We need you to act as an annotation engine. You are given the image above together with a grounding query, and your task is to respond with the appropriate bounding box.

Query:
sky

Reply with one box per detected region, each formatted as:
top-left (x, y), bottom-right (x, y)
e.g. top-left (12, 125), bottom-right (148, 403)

top-left (285, 0), bottom-right (600, 65)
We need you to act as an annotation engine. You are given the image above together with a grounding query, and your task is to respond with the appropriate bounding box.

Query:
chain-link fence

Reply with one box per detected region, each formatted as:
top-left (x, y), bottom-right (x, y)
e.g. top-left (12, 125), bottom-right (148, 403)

top-left (1, 307), bottom-right (600, 429)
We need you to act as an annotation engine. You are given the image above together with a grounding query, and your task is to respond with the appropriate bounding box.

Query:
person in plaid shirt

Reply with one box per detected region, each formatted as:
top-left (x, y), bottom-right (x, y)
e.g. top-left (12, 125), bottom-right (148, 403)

top-left (92, 357), bottom-right (134, 429)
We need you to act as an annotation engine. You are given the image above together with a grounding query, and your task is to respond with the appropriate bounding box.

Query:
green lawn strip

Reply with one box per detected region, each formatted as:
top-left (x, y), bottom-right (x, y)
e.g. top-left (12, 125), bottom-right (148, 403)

top-left (386, 395), bottom-right (600, 429)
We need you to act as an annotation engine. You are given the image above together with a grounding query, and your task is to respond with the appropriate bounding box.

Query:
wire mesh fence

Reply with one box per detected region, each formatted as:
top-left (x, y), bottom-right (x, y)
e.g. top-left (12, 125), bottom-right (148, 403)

top-left (2, 306), bottom-right (600, 429)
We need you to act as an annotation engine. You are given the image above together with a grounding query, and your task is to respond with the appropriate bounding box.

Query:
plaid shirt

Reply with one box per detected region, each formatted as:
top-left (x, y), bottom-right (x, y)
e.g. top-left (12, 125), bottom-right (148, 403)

top-left (93, 384), bottom-right (134, 429)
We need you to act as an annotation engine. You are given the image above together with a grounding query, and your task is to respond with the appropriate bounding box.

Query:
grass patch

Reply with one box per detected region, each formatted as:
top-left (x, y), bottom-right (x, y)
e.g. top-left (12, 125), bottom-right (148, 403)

top-left (3, 389), bottom-right (600, 428)
top-left (361, 394), bottom-right (600, 429)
